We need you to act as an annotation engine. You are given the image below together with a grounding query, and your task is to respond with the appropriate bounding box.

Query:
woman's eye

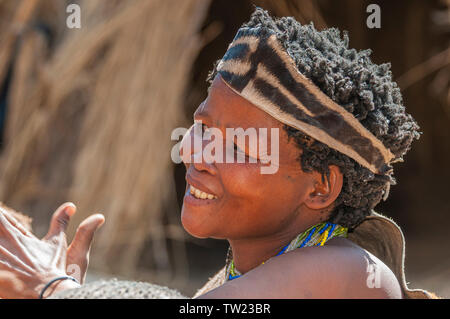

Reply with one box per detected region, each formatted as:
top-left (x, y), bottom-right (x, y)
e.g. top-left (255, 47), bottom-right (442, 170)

top-left (234, 143), bottom-right (247, 156)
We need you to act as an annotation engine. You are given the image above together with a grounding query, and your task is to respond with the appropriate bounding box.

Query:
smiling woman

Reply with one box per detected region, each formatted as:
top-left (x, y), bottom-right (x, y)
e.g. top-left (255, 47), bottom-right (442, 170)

top-left (180, 7), bottom-right (434, 299)
top-left (0, 7), bottom-right (439, 299)
top-left (180, 75), bottom-right (402, 299)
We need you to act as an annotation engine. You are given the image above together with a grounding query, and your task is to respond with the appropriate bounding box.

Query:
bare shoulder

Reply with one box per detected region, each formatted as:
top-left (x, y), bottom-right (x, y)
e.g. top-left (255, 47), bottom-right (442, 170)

top-left (279, 237), bottom-right (403, 298)
top-left (199, 238), bottom-right (403, 299)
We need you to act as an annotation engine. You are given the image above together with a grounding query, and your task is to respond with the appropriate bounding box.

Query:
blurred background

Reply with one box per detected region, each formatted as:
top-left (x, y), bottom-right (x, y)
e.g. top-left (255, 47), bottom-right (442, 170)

top-left (0, 0), bottom-right (448, 297)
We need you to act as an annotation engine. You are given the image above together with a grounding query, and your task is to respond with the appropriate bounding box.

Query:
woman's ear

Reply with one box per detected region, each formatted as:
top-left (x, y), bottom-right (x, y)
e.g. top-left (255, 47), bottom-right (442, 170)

top-left (304, 165), bottom-right (343, 211)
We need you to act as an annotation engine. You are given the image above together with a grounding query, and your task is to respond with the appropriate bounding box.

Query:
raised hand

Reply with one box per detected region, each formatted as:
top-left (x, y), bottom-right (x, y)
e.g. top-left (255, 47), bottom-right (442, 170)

top-left (0, 202), bottom-right (104, 298)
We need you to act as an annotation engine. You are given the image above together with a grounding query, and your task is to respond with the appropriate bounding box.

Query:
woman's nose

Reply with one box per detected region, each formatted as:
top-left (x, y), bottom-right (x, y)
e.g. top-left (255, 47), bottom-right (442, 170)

top-left (180, 124), bottom-right (217, 175)
top-left (179, 124), bottom-right (197, 163)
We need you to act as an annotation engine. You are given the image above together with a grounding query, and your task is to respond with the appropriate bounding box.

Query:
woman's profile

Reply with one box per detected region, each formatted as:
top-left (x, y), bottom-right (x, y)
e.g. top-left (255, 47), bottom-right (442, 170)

top-left (0, 8), bottom-right (438, 299)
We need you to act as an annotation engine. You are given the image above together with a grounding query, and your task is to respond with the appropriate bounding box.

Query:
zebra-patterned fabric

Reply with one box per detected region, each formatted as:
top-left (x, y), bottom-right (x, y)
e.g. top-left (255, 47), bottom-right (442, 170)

top-left (217, 27), bottom-right (394, 175)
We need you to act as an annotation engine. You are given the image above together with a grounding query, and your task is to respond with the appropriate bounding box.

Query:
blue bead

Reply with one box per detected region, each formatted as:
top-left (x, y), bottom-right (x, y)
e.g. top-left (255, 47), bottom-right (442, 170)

top-left (300, 226), bottom-right (316, 248)
top-left (229, 274), bottom-right (241, 281)
top-left (318, 222), bottom-right (330, 235)
top-left (328, 224), bottom-right (336, 236)
top-left (276, 243), bottom-right (289, 256)
top-left (315, 223), bottom-right (337, 246)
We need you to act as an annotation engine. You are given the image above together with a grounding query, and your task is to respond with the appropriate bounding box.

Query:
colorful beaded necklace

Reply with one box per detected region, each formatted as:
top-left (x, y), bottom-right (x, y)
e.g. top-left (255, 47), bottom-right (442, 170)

top-left (225, 222), bottom-right (348, 281)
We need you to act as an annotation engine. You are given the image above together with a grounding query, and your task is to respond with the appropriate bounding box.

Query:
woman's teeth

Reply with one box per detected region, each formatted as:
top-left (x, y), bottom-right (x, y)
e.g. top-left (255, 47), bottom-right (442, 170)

top-left (189, 185), bottom-right (217, 200)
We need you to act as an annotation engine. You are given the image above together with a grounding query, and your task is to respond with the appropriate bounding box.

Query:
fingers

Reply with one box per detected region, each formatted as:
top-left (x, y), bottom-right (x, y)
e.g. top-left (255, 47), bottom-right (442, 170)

top-left (0, 208), bottom-right (33, 237)
top-left (0, 245), bottom-right (33, 275)
top-left (0, 213), bottom-right (36, 268)
top-left (44, 202), bottom-right (77, 240)
top-left (0, 212), bottom-right (23, 240)
top-left (66, 214), bottom-right (104, 283)
top-left (68, 214), bottom-right (105, 256)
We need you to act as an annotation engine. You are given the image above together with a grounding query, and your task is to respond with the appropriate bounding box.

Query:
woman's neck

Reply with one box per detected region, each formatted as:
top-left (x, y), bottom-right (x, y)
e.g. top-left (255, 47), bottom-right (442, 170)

top-left (228, 221), bottom-right (317, 274)
top-left (228, 237), bottom-right (285, 275)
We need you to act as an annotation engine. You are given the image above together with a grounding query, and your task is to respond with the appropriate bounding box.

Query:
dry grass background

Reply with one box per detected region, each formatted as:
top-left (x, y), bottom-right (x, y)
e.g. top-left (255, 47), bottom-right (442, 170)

top-left (0, 0), bottom-right (211, 288)
top-left (0, 0), bottom-right (448, 297)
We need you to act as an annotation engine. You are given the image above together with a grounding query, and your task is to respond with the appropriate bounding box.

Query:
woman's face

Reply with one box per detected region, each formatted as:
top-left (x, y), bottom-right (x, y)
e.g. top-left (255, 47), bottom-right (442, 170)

top-left (181, 74), bottom-right (321, 240)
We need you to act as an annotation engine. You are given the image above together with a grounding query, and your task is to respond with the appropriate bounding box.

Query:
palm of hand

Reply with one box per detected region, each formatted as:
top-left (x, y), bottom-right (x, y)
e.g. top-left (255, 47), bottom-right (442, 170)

top-left (0, 203), bottom-right (104, 298)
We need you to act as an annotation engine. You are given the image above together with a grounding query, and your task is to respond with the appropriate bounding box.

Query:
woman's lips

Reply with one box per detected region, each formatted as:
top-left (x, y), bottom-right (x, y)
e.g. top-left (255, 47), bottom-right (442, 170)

top-left (184, 174), bottom-right (220, 205)
top-left (189, 184), bottom-right (218, 199)
top-left (185, 172), bottom-right (219, 198)
top-left (184, 185), bottom-right (219, 206)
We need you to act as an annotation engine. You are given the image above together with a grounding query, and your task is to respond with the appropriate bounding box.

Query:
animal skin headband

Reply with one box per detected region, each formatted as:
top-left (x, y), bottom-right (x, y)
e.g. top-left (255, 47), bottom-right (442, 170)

top-left (216, 27), bottom-right (395, 175)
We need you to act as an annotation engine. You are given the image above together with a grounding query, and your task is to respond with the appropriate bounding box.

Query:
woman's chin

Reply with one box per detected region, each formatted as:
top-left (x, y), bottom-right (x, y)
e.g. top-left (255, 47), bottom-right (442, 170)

top-left (180, 190), bottom-right (222, 237)
top-left (180, 204), bottom-right (214, 239)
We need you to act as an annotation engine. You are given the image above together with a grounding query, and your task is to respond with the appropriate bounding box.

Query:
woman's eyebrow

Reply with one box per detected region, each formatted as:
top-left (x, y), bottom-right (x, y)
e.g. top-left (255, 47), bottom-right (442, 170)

top-left (193, 100), bottom-right (209, 119)
top-left (195, 100), bottom-right (227, 128)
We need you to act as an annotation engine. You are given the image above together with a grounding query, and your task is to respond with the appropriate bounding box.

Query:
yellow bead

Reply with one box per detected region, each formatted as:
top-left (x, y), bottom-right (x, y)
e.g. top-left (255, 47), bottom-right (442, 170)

top-left (319, 230), bottom-right (329, 246)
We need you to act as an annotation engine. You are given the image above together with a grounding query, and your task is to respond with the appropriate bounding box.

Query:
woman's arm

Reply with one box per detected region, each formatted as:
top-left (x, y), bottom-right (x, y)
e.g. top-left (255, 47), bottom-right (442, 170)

top-left (0, 203), bottom-right (104, 298)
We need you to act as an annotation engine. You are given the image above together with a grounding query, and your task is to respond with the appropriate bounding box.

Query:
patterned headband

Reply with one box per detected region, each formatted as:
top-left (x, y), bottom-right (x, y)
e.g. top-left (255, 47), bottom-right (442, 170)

top-left (216, 27), bottom-right (395, 175)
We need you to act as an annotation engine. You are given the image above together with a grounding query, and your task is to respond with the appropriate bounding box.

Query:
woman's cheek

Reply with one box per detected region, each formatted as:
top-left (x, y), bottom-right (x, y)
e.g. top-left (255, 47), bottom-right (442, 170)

top-left (218, 162), bottom-right (266, 197)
